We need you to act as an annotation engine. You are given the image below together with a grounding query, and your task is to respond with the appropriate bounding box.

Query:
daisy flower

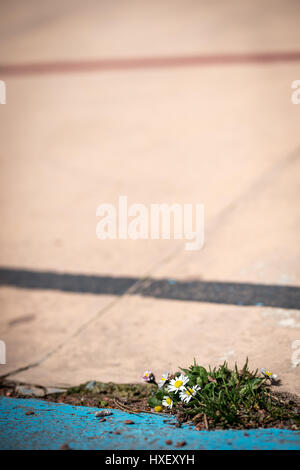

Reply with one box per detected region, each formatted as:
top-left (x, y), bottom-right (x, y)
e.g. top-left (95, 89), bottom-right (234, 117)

top-left (154, 405), bottom-right (162, 412)
top-left (167, 374), bottom-right (189, 393)
top-left (142, 370), bottom-right (156, 383)
top-left (260, 368), bottom-right (278, 381)
top-left (179, 385), bottom-right (201, 403)
top-left (162, 396), bottom-right (173, 409)
top-left (158, 372), bottom-right (169, 388)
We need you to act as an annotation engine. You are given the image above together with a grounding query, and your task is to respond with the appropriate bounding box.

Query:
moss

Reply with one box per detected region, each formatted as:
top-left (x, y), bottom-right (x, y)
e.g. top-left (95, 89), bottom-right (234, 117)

top-left (66, 381), bottom-right (156, 400)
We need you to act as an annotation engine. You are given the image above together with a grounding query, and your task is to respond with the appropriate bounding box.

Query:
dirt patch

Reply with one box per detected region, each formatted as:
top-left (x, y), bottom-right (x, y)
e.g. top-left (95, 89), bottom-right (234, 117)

top-left (1, 378), bottom-right (299, 431)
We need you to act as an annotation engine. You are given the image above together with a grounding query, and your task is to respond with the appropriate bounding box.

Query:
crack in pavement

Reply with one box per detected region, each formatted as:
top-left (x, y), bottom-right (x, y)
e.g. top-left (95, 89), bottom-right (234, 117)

top-left (2, 146), bottom-right (300, 380)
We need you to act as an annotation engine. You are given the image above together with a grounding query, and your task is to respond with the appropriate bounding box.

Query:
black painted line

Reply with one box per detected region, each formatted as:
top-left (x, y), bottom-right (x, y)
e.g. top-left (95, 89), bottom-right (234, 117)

top-left (0, 267), bottom-right (136, 296)
top-left (0, 267), bottom-right (299, 310)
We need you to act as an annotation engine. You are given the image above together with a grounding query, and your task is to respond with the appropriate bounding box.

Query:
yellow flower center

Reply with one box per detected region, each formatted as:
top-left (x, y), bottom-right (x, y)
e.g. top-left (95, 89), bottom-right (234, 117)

top-left (154, 406), bottom-right (162, 412)
top-left (186, 388), bottom-right (193, 395)
top-left (161, 377), bottom-right (165, 381)
top-left (174, 380), bottom-right (183, 388)
top-left (265, 371), bottom-right (272, 376)
top-left (166, 398), bottom-right (172, 405)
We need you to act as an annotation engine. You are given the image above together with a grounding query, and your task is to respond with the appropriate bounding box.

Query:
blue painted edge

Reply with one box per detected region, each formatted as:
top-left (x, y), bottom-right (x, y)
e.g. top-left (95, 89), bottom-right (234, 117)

top-left (0, 397), bottom-right (299, 450)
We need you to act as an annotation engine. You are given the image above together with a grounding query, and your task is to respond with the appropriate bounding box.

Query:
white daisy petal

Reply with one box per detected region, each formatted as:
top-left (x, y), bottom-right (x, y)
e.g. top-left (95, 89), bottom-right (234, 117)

top-left (167, 374), bottom-right (189, 393)
top-left (142, 370), bottom-right (156, 383)
top-left (261, 368), bottom-right (278, 381)
top-left (179, 385), bottom-right (201, 403)
top-left (158, 372), bottom-right (169, 388)
top-left (162, 396), bottom-right (173, 409)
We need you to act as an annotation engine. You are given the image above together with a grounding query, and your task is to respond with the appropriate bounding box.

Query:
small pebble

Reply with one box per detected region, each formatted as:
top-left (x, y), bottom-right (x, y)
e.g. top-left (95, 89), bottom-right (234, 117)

top-left (124, 420), bottom-right (134, 425)
top-left (25, 411), bottom-right (35, 416)
top-left (165, 440), bottom-right (172, 445)
top-left (95, 410), bottom-right (112, 417)
top-left (16, 385), bottom-right (45, 397)
top-left (45, 387), bottom-right (65, 395)
top-left (175, 441), bottom-right (187, 447)
top-left (99, 418), bottom-right (106, 422)
top-left (85, 380), bottom-right (97, 391)
top-left (60, 444), bottom-right (71, 450)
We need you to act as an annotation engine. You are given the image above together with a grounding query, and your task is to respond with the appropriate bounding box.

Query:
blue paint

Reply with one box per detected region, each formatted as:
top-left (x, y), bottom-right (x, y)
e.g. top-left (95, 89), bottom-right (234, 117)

top-left (0, 397), bottom-right (299, 450)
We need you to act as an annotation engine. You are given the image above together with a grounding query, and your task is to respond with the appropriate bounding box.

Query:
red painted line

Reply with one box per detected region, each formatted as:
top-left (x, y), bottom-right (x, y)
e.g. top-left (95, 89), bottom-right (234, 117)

top-left (1, 51), bottom-right (300, 76)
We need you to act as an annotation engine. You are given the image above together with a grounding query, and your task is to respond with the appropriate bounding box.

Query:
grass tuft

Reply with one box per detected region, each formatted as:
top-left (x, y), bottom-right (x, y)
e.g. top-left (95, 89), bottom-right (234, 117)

top-left (148, 359), bottom-right (300, 429)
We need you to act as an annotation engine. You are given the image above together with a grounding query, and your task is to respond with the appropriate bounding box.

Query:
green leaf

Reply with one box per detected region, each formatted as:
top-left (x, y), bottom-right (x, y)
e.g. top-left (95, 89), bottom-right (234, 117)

top-left (148, 397), bottom-right (161, 408)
